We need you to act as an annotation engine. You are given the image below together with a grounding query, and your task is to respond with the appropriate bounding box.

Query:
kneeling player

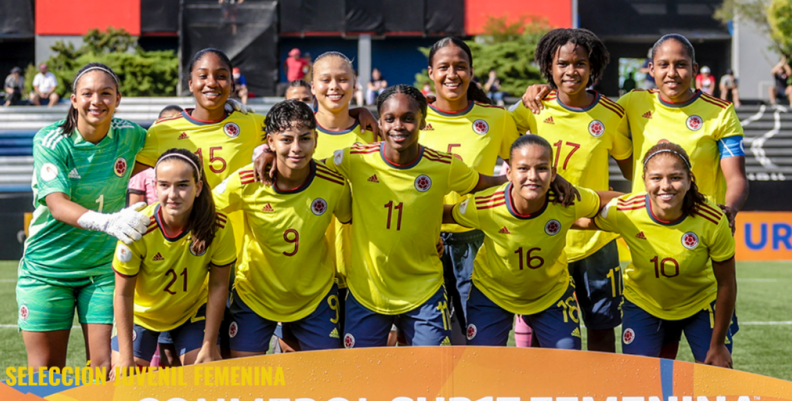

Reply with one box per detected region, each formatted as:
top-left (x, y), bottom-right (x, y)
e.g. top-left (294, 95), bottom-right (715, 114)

top-left (444, 135), bottom-right (618, 349)
top-left (580, 142), bottom-right (737, 367)
top-left (112, 149), bottom-right (235, 370)
top-left (214, 100), bottom-right (351, 356)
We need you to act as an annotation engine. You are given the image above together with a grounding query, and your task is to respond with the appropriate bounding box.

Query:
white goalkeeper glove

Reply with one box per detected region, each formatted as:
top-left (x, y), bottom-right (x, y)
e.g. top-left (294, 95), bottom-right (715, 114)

top-left (77, 202), bottom-right (149, 245)
top-left (224, 99), bottom-right (253, 115)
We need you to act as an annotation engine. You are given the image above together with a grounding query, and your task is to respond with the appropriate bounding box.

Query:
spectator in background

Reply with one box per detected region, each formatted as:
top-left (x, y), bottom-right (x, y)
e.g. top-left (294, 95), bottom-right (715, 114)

top-left (365, 67), bottom-right (387, 105)
top-left (719, 69), bottom-right (741, 107)
top-left (232, 67), bottom-right (249, 105)
top-left (485, 69), bottom-right (505, 106)
top-left (284, 48), bottom-right (309, 83)
top-left (4, 67), bottom-right (24, 106)
top-left (219, 0), bottom-right (243, 36)
top-left (770, 55), bottom-right (792, 107)
top-left (354, 71), bottom-right (364, 106)
top-left (695, 66), bottom-right (716, 95)
top-left (621, 71), bottom-right (636, 94)
top-left (639, 48), bottom-right (656, 90)
top-left (30, 63), bottom-right (59, 107)
top-left (302, 52), bottom-right (313, 82)
top-left (421, 82), bottom-right (434, 97)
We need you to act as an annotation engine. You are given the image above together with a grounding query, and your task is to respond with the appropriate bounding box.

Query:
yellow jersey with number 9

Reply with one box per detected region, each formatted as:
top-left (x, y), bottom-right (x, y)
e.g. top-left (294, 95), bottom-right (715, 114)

top-left (328, 142), bottom-right (480, 314)
top-left (452, 184), bottom-right (600, 315)
top-left (213, 161), bottom-right (352, 322)
top-left (594, 193), bottom-right (735, 320)
top-left (421, 102), bottom-right (520, 233)
top-left (112, 203), bottom-right (237, 332)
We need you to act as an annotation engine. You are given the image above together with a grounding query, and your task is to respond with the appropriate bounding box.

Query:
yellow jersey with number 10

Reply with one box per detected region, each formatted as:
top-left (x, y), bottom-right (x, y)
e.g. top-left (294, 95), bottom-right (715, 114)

top-left (511, 90), bottom-right (632, 262)
top-left (594, 193), bottom-right (735, 320)
top-left (452, 184), bottom-right (600, 315)
top-left (328, 142), bottom-right (480, 314)
top-left (112, 203), bottom-right (236, 332)
top-left (213, 161), bottom-right (352, 322)
top-left (420, 102), bottom-right (520, 233)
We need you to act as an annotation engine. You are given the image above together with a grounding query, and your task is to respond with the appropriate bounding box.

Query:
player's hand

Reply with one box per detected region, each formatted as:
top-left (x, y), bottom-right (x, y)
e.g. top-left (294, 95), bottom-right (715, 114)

top-left (78, 202), bottom-right (149, 245)
top-left (252, 144), bottom-right (277, 185)
top-left (354, 107), bottom-right (381, 141)
top-left (110, 359), bottom-right (137, 381)
top-left (704, 344), bottom-right (733, 368)
top-left (521, 84), bottom-right (552, 114)
top-left (194, 344), bottom-right (222, 364)
top-left (224, 98), bottom-right (252, 115)
top-left (436, 237), bottom-right (444, 258)
top-left (718, 204), bottom-right (737, 235)
top-left (549, 175), bottom-right (580, 207)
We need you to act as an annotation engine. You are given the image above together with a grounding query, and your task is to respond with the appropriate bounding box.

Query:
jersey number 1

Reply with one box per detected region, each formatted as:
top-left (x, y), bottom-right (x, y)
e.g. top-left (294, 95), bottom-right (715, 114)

top-left (384, 201), bottom-right (403, 230)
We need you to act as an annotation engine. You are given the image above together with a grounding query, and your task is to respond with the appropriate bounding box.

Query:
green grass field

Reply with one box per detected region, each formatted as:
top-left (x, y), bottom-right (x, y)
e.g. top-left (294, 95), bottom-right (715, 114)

top-left (1, 260), bottom-right (791, 381)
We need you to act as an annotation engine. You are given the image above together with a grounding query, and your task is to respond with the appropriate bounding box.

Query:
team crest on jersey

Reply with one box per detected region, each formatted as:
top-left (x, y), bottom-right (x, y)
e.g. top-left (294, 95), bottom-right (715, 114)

top-left (681, 232), bottom-right (699, 250)
top-left (19, 305), bottom-right (28, 321)
top-left (311, 198), bottom-right (328, 216)
top-left (344, 333), bottom-right (355, 348)
top-left (223, 122), bottom-right (241, 138)
top-left (40, 163), bottom-right (59, 182)
top-left (623, 328), bottom-right (635, 344)
top-left (114, 157), bottom-right (127, 177)
top-left (116, 244), bottom-right (133, 263)
top-left (686, 115), bottom-right (703, 131)
top-left (466, 324), bottom-right (477, 340)
top-left (414, 175), bottom-right (432, 192)
top-left (229, 321), bottom-right (239, 338)
top-left (588, 120), bottom-right (605, 137)
top-left (472, 119), bottom-right (489, 135)
top-left (333, 150), bottom-right (344, 166)
top-left (544, 219), bottom-right (561, 236)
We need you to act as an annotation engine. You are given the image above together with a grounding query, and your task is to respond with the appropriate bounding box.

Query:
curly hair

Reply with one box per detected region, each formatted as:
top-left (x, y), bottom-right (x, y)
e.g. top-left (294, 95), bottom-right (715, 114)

top-left (265, 99), bottom-right (317, 138)
top-left (534, 28), bottom-right (609, 90)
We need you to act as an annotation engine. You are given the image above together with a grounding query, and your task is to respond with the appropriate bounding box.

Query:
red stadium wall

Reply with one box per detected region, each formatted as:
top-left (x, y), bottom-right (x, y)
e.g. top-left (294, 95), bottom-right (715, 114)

top-left (465, 0), bottom-right (572, 35)
top-left (35, 0), bottom-right (141, 36)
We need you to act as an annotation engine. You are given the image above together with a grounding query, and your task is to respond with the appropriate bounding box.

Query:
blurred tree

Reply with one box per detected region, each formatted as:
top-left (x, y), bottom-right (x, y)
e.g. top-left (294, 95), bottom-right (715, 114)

top-left (715, 0), bottom-right (792, 56)
top-left (415, 16), bottom-right (550, 97)
top-left (25, 28), bottom-right (178, 97)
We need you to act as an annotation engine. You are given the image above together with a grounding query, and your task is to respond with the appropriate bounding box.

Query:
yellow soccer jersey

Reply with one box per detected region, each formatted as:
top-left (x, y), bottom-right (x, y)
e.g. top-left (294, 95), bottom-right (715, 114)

top-left (328, 142), bottom-right (480, 314)
top-left (594, 193), bottom-right (735, 320)
top-left (617, 90), bottom-right (743, 203)
top-left (213, 160), bottom-right (352, 322)
top-left (421, 101), bottom-right (520, 233)
top-left (511, 90), bottom-right (632, 261)
top-left (452, 183), bottom-right (600, 315)
top-left (112, 203), bottom-right (236, 332)
top-left (137, 109), bottom-right (267, 259)
top-left (314, 118), bottom-right (376, 289)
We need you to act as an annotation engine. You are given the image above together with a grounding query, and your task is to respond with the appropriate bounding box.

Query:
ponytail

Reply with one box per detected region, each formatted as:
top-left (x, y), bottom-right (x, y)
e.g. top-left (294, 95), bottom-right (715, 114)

top-left (468, 82), bottom-right (492, 105)
top-left (156, 148), bottom-right (217, 255)
top-left (60, 62), bottom-right (121, 137)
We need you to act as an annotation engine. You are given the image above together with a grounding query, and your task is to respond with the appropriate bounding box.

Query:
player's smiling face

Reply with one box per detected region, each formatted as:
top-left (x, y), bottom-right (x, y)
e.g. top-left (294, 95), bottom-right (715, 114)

top-left (428, 44), bottom-right (471, 103)
top-left (312, 56), bottom-right (354, 113)
top-left (551, 42), bottom-right (591, 96)
top-left (188, 53), bottom-right (232, 113)
top-left (156, 159), bottom-right (203, 219)
top-left (70, 71), bottom-right (120, 128)
top-left (267, 125), bottom-right (316, 172)
top-left (378, 93), bottom-right (425, 152)
top-left (650, 39), bottom-right (698, 103)
top-left (643, 154), bottom-right (691, 217)
top-left (508, 144), bottom-right (556, 202)
top-left (285, 86), bottom-right (314, 105)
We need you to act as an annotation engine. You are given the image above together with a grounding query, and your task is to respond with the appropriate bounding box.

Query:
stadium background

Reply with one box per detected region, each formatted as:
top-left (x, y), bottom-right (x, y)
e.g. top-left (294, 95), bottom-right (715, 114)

top-left (0, 0), bottom-right (790, 381)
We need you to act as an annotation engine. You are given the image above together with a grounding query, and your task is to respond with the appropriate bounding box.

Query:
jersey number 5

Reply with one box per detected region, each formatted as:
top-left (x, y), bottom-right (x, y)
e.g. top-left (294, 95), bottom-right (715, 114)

top-left (195, 146), bottom-right (227, 174)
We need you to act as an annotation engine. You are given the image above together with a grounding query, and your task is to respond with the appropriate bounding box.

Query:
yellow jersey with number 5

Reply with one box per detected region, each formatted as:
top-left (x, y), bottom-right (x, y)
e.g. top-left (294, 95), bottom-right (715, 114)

top-left (511, 90), bottom-right (632, 262)
top-left (112, 203), bottom-right (236, 332)
top-left (213, 161), bottom-right (352, 322)
top-left (594, 193), bottom-right (735, 320)
top-left (452, 184), bottom-right (600, 315)
top-left (421, 101), bottom-right (520, 233)
top-left (327, 142), bottom-right (480, 314)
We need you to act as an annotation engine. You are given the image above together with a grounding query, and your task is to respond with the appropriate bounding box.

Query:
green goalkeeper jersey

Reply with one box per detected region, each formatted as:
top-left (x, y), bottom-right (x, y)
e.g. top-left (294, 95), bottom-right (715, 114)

top-left (22, 119), bottom-right (147, 279)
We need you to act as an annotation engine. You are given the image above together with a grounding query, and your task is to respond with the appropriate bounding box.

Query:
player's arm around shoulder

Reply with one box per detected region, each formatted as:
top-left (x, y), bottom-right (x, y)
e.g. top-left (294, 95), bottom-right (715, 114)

top-left (212, 163), bottom-right (254, 214)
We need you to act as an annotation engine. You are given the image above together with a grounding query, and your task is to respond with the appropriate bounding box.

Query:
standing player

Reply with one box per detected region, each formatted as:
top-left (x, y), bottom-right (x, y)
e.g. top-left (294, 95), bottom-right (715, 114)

top-left (579, 142), bottom-right (736, 367)
top-left (17, 63), bottom-right (149, 371)
top-left (214, 100), bottom-right (352, 355)
top-left (510, 28), bottom-right (633, 352)
top-left (444, 135), bottom-right (618, 348)
top-left (129, 106), bottom-right (184, 207)
top-left (112, 149), bottom-right (235, 370)
top-left (328, 85), bottom-right (576, 347)
top-left (418, 37), bottom-right (521, 343)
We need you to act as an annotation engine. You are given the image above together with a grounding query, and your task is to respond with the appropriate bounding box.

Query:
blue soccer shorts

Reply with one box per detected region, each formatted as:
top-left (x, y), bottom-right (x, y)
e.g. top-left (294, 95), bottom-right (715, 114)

top-left (567, 241), bottom-right (622, 330)
top-left (111, 304), bottom-right (208, 361)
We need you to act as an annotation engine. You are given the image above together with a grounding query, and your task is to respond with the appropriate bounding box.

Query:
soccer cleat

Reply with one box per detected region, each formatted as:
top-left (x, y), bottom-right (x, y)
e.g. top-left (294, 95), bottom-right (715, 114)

top-left (152, 252), bottom-right (164, 261)
top-left (543, 116), bottom-right (555, 125)
top-left (262, 203), bottom-right (275, 212)
top-left (367, 174), bottom-right (380, 183)
top-left (499, 226), bottom-right (511, 234)
top-left (635, 231), bottom-right (647, 240)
